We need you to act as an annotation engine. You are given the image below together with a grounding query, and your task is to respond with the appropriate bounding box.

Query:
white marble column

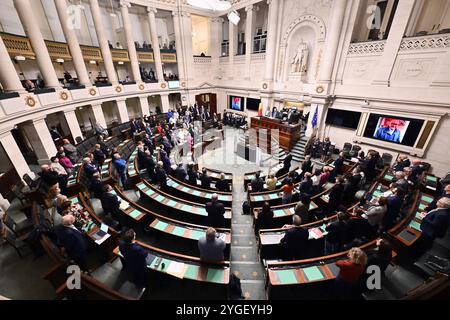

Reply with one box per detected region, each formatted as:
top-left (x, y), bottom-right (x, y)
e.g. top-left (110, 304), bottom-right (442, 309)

top-left (21, 118), bottom-right (57, 164)
top-left (64, 109), bottom-right (83, 141)
top-left (116, 99), bottom-right (130, 123)
top-left (160, 93), bottom-right (170, 113)
top-left (147, 7), bottom-right (164, 83)
top-left (372, 0), bottom-right (416, 86)
top-left (172, 11), bottom-right (185, 81)
top-left (179, 11), bottom-right (195, 82)
top-left (0, 35), bottom-right (25, 93)
top-left (210, 17), bottom-right (223, 72)
top-left (138, 96), bottom-right (150, 117)
top-left (263, 0), bottom-right (280, 83)
top-left (91, 103), bottom-right (107, 128)
top-left (120, 0), bottom-right (141, 83)
top-left (13, 0), bottom-right (60, 88)
top-left (89, 0), bottom-right (118, 85)
top-left (245, 5), bottom-right (254, 80)
top-left (54, 0), bottom-right (91, 86)
top-left (318, 0), bottom-right (347, 83)
top-left (0, 131), bottom-right (32, 179)
top-left (228, 19), bottom-right (235, 66)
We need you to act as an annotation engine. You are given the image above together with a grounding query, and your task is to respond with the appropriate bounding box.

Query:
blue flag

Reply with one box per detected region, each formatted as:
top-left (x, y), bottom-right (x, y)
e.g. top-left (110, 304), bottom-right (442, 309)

top-left (312, 106), bottom-right (318, 128)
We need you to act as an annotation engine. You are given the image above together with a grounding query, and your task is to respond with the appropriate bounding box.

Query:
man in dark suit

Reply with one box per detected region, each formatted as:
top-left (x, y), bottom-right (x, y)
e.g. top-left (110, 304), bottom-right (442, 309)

top-left (301, 155), bottom-right (313, 178)
top-left (332, 152), bottom-right (345, 178)
top-left (101, 184), bottom-right (123, 223)
top-left (419, 198), bottom-right (450, 250)
top-left (119, 228), bottom-right (149, 287)
top-left (174, 163), bottom-right (187, 181)
top-left (55, 215), bottom-right (88, 271)
top-left (392, 154), bottom-right (410, 172)
top-left (250, 172), bottom-right (264, 193)
top-left (382, 189), bottom-right (404, 230)
top-left (328, 176), bottom-right (345, 213)
top-left (283, 153), bottom-right (293, 173)
top-left (298, 172), bottom-right (313, 195)
top-left (155, 161), bottom-right (168, 190)
top-left (206, 194), bottom-right (226, 228)
top-left (200, 168), bottom-right (212, 189)
top-left (187, 163), bottom-right (199, 186)
top-left (136, 144), bottom-right (146, 168)
top-left (280, 215), bottom-right (309, 260)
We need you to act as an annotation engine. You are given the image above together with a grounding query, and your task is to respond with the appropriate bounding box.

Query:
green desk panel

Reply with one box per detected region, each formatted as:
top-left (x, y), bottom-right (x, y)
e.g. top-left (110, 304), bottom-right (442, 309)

top-left (422, 195), bottom-right (433, 203)
top-left (172, 226), bottom-right (186, 237)
top-left (409, 220), bottom-right (421, 231)
top-left (303, 266), bottom-right (325, 282)
top-left (154, 195), bottom-right (165, 202)
top-left (276, 269), bottom-right (297, 284)
top-left (154, 220), bottom-right (168, 231)
top-left (129, 209), bottom-right (142, 219)
top-left (167, 200), bottom-right (177, 207)
top-left (253, 195), bottom-right (265, 202)
top-left (206, 268), bottom-right (224, 283)
top-left (190, 230), bottom-right (204, 240)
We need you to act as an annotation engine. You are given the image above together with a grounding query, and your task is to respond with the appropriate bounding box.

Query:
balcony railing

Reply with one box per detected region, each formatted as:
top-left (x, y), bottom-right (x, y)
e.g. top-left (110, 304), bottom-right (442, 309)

top-left (347, 40), bottom-right (386, 56)
top-left (399, 33), bottom-right (450, 52)
top-left (193, 56), bottom-right (212, 63)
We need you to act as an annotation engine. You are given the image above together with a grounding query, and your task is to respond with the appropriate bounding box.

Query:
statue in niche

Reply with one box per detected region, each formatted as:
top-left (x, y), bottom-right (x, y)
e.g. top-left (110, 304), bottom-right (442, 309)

top-left (290, 39), bottom-right (309, 74)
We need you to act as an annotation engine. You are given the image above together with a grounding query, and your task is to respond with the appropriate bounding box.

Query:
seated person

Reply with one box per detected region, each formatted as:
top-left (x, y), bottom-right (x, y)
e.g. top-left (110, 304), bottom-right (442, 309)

top-left (198, 227), bottom-right (226, 263)
top-left (265, 173), bottom-right (278, 191)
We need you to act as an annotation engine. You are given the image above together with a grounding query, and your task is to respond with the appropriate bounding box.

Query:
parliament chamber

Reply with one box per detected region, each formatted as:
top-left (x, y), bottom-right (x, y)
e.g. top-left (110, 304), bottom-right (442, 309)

top-left (0, 0), bottom-right (450, 304)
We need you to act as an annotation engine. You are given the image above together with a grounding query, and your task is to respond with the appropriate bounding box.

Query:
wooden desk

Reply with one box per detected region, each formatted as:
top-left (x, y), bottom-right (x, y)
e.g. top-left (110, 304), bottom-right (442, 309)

top-left (251, 117), bottom-right (301, 151)
top-left (137, 181), bottom-right (232, 226)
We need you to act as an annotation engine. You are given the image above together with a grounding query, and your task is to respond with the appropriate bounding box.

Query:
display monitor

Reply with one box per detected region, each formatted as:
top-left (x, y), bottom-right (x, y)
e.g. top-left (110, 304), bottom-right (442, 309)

top-left (363, 114), bottom-right (424, 147)
top-left (229, 96), bottom-right (244, 111)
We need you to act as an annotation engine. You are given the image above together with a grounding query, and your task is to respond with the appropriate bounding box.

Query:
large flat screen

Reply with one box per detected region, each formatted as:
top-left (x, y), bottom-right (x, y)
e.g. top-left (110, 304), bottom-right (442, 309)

top-left (325, 109), bottom-right (361, 129)
top-left (247, 98), bottom-right (261, 111)
top-left (229, 96), bottom-right (244, 111)
top-left (363, 114), bottom-right (424, 147)
top-left (168, 80), bottom-right (180, 89)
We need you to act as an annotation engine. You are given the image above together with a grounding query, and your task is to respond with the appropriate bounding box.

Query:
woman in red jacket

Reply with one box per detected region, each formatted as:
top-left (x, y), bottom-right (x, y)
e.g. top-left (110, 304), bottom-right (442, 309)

top-left (334, 247), bottom-right (368, 299)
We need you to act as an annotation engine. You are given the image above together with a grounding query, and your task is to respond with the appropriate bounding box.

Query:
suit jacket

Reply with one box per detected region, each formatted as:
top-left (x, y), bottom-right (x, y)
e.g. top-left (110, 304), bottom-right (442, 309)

top-left (101, 192), bottom-right (121, 215)
top-left (175, 166), bottom-right (187, 181)
top-left (55, 225), bottom-right (87, 259)
top-left (201, 174), bottom-right (212, 189)
top-left (155, 167), bottom-right (167, 187)
top-left (250, 178), bottom-right (264, 193)
top-left (283, 154), bottom-right (292, 170)
top-left (298, 179), bottom-right (313, 195)
top-left (301, 160), bottom-right (313, 174)
top-left (215, 179), bottom-right (230, 192)
top-left (421, 208), bottom-right (450, 238)
top-left (328, 183), bottom-right (344, 210)
top-left (333, 157), bottom-right (344, 175)
top-left (206, 201), bottom-right (225, 227)
top-left (280, 226), bottom-right (309, 259)
top-left (393, 159), bottom-right (411, 172)
top-left (119, 241), bottom-right (148, 286)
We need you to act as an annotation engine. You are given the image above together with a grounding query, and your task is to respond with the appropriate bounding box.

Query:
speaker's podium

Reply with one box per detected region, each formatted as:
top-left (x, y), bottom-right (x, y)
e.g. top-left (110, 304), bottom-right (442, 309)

top-left (250, 116), bottom-right (302, 152)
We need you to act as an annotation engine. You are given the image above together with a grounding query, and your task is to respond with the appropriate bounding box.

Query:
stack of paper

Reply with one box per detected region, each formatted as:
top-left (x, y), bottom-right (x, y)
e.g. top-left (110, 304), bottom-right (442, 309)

top-left (309, 228), bottom-right (323, 240)
top-left (120, 201), bottom-right (130, 211)
top-left (166, 261), bottom-right (186, 279)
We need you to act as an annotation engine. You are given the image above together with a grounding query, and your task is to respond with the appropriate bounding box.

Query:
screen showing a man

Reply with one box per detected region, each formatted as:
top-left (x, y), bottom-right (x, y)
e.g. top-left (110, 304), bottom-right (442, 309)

top-left (373, 117), bottom-right (410, 143)
top-left (232, 97), bottom-right (242, 111)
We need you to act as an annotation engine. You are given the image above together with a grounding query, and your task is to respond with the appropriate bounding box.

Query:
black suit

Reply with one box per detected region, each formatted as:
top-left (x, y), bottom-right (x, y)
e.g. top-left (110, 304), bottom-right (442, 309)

top-left (298, 178), bottom-right (313, 195)
top-left (119, 241), bottom-right (148, 287)
top-left (155, 167), bottom-right (167, 189)
top-left (206, 201), bottom-right (226, 228)
top-left (175, 166), bottom-right (187, 181)
top-left (283, 154), bottom-right (292, 172)
top-left (250, 177), bottom-right (264, 193)
top-left (101, 192), bottom-right (121, 221)
top-left (333, 157), bottom-right (344, 176)
top-left (201, 174), bottom-right (212, 189)
top-left (280, 226), bottom-right (309, 260)
top-left (421, 208), bottom-right (450, 239)
top-left (328, 183), bottom-right (344, 212)
top-left (55, 225), bottom-right (88, 270)
top-left (187, 169), bottom-right (198, 186)
top-left (215, 179), bottom-right (230, 192)
top-left (301, 160), bottom-right (313, 176)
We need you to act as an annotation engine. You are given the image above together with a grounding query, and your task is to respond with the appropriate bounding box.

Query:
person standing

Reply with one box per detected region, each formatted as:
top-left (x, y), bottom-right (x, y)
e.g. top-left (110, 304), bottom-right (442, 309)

top-left (198, 227), bottom-right (226, 263)
top-left (119, 229), bottom-right (149, 287)
top-left (206, 194), bottom-right (226, 228)
top-left (280, 215), bottom-right (309, 260)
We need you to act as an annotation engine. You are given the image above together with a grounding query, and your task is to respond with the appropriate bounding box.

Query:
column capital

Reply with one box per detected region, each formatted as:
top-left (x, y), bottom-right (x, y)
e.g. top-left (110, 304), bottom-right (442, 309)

top-left (147, 7), bottom-right (157, 14)
top-left (267, 0), bottom-right (274, 5)
top-left (245, 4), bottom-right (254, 12)
top-left (120, 0), bottom-right (131, 8)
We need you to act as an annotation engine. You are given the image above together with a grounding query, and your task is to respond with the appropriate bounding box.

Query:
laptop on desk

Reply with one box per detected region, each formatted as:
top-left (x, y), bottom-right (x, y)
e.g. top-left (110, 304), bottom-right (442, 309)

top-left (93, 223), bottom-right (109, 239)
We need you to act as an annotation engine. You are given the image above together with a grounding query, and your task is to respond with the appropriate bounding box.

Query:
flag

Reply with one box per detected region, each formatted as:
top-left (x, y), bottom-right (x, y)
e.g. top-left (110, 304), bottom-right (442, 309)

top-left (258, 102), bottom-right (263, 117)
top-left (312, 106), bottom-right (318, 128)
